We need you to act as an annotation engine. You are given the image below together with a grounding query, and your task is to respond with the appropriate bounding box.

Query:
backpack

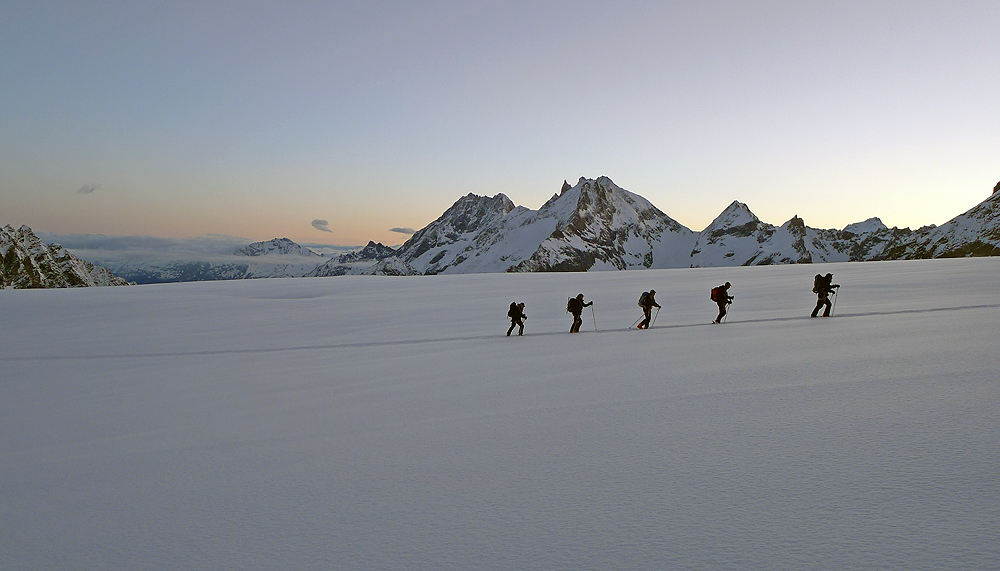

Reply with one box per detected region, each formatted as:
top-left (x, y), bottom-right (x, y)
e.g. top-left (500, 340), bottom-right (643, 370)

top-left (568, 296), bottom-right (584, 313)
top-left (812, 274), bottom-right (822, 294)
top-left (710, 286), bottom-right (720, 302)
top-left (508, 302), bottom-right (518, 318)
top-left (638, 292), bottom-right (649, 307)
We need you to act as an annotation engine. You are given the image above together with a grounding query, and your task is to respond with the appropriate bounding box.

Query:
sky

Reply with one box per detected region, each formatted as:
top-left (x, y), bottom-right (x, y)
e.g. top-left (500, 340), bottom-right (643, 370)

top-left (2, 1), bottom-right (998, 247)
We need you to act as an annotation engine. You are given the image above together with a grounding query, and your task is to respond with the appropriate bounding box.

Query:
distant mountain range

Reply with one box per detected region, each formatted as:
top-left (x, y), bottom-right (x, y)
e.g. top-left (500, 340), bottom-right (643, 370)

top-left (4, 176), bottom-right (998, 287)
top-left (361, 176), bottom-right (999, 275)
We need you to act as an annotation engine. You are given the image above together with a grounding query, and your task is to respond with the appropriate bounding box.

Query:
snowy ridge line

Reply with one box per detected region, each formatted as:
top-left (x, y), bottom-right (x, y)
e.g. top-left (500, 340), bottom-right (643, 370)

top-left (6, 303), bottom-right (999, 363)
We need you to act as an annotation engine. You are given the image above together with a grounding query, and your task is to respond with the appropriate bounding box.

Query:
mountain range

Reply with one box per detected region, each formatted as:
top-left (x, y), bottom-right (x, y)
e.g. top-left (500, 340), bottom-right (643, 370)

top-left (4, 176), bottom-right (998, 287)
top-left (360, 176), bottom-right (999, 275)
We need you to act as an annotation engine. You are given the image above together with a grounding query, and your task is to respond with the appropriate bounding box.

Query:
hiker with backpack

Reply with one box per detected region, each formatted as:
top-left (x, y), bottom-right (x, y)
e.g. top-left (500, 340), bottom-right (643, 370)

top-left (637, 289), bottom-right (660, 329)
top-left (567, 293), bottom-right (593, 333)
top-left (711, 282), bottom-right (733, 324)
top-left (506, 302), bottom-right (526, 336)
top-left (811, 273), bottom-right (840, 317)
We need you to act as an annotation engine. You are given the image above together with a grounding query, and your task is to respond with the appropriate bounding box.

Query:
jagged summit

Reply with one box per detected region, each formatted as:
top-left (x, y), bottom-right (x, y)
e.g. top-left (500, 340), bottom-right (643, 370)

top-left (513, 176), bottom-right (694, 271)
top-left (350, 241), bottom-right (396, 261)
top-left (1, 224), bottom-right (130, 288)
top-left (399, 193), bottom-right (515, 253)
top-left (307, 241), bottom-right (398, 277)
top-left (702, 201), bottom-right (762, 235)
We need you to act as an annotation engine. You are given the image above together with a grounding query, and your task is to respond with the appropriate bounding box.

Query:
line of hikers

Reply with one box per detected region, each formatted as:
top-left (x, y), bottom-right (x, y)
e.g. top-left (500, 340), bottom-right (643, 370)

top-left (506, 273), bottom-right (841, 335)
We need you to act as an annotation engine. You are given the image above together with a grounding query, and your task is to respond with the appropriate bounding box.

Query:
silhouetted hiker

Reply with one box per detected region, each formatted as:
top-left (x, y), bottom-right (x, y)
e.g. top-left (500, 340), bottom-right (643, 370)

top-left (567, 293), bottom-right (592, 333)
top-left (637, 289), bottom-right (660, 329)
top-left (711, 282), bottom-right (733, 323)
top-left (506, 302), bottom-right (526, 336)
top-left (811, 273), bottom-right (840, 317)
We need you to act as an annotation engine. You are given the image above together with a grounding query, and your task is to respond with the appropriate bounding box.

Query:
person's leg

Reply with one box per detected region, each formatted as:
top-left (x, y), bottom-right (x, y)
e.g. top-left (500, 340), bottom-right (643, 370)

top-left (507, 320), bottom-right (516, 336)
top-left (716, 303), bottom-right (727, 323)
top-left (811, 297), bottom-right (824, 317)
top-left (822, 299), bottom-right (832, 317)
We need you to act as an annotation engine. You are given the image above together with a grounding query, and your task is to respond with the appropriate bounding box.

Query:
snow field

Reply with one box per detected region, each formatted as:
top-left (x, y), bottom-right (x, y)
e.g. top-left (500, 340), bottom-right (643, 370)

top-left (2, 257), bottom-right (999, 570)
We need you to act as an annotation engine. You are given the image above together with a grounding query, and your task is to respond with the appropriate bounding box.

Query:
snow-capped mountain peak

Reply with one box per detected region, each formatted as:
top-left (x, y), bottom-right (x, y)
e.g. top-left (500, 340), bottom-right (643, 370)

top-left (235, 237), bottom-right (320, 257)
top-left (703, 201), bottom-right (763, 236)
top-left (843, 217), bottom-right (889, 235)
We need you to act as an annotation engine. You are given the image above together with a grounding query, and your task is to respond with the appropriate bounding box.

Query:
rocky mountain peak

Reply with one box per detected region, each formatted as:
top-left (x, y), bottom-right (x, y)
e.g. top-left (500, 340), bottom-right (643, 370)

top-left (843, 217), bottom-right (889, 235)
top-left (785, 215), bottom-right (805, 229)
top-left (339, 241), bottom-right (396, 263)
top-left (438, 193), bottom-right (515, 231)
top-left (392, 192), bottom-right (517, 271)
top-left (703, 201), bottom-right (763, 237)
top-left (1, 225), bottom-right (130, 288)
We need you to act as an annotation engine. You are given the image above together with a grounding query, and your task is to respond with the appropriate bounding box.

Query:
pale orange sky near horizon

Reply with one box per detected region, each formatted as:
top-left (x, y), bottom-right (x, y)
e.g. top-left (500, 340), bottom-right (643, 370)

top-left (3, 1), bottom-right (998, 246)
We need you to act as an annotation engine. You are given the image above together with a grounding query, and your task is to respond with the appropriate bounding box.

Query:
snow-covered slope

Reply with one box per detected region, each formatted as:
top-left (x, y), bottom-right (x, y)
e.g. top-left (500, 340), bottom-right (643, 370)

top-left (0, 224), bottom-right (130, 288)
top-left (886, 190), bottom-right (1000, 258)
top-left (2, 258), bottom-right (998, 570)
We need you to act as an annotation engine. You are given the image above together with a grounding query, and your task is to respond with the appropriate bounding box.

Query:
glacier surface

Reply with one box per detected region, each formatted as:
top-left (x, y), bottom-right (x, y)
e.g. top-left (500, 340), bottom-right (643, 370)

top-left (1, 258), bottom-right (998, 570)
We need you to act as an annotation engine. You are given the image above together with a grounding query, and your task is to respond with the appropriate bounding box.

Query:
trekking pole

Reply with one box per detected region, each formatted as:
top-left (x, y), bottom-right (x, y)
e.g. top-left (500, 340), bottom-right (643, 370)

top-left (651, 307), bottom-right (660, 327)
top-left (831, 288), bottom-right (839, 316)
top-left (722, 301), bottom-right (731, 323)
top-left (630, 315), bottom-right (643, 329)
top-left (591, 305), bottom-right (597, 331)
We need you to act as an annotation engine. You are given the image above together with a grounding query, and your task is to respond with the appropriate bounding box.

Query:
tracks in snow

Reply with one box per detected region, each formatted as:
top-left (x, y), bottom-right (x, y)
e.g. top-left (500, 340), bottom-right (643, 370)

top-left (5, 303), bottom-right (1000, 362)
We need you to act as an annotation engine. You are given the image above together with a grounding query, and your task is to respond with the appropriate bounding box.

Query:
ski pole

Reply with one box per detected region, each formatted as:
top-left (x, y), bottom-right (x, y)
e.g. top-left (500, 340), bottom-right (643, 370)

top-left (722, 301), bottom-right (731, 323)
top-left (831, 288), bottom-right (839, 316)
top-left (591, 305), bottom-right (597, 331)
top-left (651, 307), bottom-right (660, 326)
top-left (630, 315), bottom-right (643, 329)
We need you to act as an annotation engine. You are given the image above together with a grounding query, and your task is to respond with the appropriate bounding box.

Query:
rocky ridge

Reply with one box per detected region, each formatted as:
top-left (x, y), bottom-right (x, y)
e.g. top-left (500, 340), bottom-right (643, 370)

top-left (1, 225), bottom-right (131, 289)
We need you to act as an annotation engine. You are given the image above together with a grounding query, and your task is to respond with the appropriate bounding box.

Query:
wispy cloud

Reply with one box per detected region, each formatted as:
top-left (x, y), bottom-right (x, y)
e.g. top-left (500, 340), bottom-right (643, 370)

top-left (312, 219), bottom-right (333, 233)
top-left (77, 184), bottom-right (100, 194)
top-left (390, 227), bottom-right (416, 235)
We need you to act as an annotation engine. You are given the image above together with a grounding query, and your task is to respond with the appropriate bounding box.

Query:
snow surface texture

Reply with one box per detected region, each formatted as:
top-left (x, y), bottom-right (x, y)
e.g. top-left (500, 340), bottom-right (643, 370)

top-left (2, 258), bottom-right (999, 570)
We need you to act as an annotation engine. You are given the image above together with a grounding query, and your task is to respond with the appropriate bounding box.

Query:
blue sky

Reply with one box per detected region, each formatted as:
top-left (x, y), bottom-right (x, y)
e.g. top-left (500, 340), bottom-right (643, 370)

top-left (3, 1), bottom-right (998, 246)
